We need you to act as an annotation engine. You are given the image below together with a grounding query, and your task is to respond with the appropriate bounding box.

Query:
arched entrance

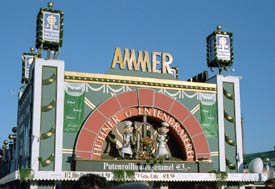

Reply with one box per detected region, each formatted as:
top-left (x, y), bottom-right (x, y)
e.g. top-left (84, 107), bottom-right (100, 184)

top-left (74, 89), bottom-right (210, 161)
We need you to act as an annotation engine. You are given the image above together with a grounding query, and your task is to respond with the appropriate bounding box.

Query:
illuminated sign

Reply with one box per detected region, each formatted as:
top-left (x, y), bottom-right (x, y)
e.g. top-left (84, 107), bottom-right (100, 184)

top-left (206, 26), bottom-right (233, 73)
top-left (22, 53), bottom-right (35, 84)
top-left (111, 48), bottom-right (176, 77)
top-left (216, 34), bottom-right (231, 61)
top-left (36, 3), bottom-right (64, 51)
top-left (42, 12), bottom-right (61, 43)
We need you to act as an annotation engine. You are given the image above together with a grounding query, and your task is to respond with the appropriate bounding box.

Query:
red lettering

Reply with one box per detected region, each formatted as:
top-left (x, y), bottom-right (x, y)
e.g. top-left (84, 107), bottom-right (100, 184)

top-left (157, 110), bottom-right (162, 119)
top-left (172, 122), bottom-right (180, 131)
top-left (97, 134), bottom-right (106, 141)
top-left (168, 117), bottom-right (175, 126)
top-left (162, 113), bottom-right (169, 122)
top-left (90, 106), bottom-right (196, 161)
top-left (93, 147), bottom-right (102, 156)
top-left (138, 107), bottom-right (143, 115)
top-left (101, 125), bottom-right (112, 135)
top-left (152, 108), bottom-right (157, 117)
top-left (106, 121), bottom-right (113, 128)
top-left (144, 108), bottom-right (151, 115)
top-left (111, 116), bottom-right (120, 124)
top-left (124, 111), bottom-right (132, 117)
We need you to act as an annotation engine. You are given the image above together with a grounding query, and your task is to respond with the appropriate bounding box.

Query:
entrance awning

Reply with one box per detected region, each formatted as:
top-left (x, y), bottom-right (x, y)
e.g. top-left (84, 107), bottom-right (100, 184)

top-left (0, 170), bottom-right (268, 184)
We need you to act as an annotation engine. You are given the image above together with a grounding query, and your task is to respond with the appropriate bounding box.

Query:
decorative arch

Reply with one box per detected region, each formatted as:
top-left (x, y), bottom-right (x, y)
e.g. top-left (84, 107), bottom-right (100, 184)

top-left (74, 89), bottom-right (210, 161)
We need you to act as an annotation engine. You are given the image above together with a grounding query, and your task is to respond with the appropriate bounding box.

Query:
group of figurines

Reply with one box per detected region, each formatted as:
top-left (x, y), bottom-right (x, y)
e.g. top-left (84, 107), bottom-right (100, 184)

top-left (120, 120), bottom-right (170, 160)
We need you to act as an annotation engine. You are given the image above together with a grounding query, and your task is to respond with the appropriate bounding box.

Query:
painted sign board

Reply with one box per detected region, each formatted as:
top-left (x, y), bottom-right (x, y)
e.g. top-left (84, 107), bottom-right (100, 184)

top-left (75, 160), bottom-right (212, 173)
top-left (216, 34), bottom-right (231, 61)
top-left (42, 12), bottom-right (61, 43)
top-left (36, 7), bottom-right (64, 51)
top-left (22, 53), bottom-right (35, 83)
top-left (206, 27), bottom-right (233, 73)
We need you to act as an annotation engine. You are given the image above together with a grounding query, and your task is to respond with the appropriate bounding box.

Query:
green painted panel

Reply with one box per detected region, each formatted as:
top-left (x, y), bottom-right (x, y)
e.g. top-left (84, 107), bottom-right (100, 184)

top-left (223, 82), bottom-right (237, 172)
top-left (39, 66), bottom-right (57, 171)
top-left (64, 83), bottom-right (85, 133)
top-left (62, 154), bottom-right (73, 171)
top-left (62, 81), bottom-right (219, 169)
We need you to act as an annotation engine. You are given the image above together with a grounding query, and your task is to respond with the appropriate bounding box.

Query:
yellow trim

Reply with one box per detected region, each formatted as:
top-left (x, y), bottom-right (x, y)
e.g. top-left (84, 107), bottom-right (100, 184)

top-left (223, 88), bottom-right (234, 100)
top-left (64, 72), bottom-right (216, 93)
top-left (226, 158), bottom-right (236, 169)
top-left (62, 149), bottom-right (73, 154)
top-left (40, 153), bottom-right (55, 167)
top-left (40, 123), bottom-right (55, 140)
top-left (84, 97), bottom-right (96, 110)
top-left (42, 72), bottom-right (56, 85)
top-left (225, 134), bottom-right (236, 146)
top-left (224, 111), bottom-right (234, 122)
top-left (191, 104), bottom-right (200, 114)
top-left (211, 151), bottom-right (219, 156)
top-left (41, 99), bottom-right (56, 112)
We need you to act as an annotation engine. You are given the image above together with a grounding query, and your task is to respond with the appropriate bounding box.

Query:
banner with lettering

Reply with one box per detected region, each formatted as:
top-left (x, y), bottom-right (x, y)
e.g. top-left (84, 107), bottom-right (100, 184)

top-left (200, 93), bottom-right (218, 138)
top-left (64, 83), bottom-right (85, 133)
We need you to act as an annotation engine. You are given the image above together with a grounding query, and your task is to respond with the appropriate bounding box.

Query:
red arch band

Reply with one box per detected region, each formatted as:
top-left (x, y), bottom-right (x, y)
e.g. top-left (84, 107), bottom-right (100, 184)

top-left (75, 89), bottom-right (210, 161)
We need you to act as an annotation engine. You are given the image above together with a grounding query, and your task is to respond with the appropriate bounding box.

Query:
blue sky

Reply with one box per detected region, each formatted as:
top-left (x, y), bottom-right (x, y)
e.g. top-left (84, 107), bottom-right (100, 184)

top-left (0, 1), bottom-right (274, 154)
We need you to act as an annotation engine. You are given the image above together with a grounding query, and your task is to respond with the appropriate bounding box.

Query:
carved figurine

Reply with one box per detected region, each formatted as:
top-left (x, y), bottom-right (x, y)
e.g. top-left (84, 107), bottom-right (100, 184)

top-left (121, 121), bottom-right (134, 159)
top-left (156, 122), bottom-right (170, 160)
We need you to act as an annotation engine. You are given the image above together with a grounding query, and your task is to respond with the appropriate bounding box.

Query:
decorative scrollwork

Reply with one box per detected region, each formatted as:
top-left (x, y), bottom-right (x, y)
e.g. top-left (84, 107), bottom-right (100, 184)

top-left (225, 134), bottom-right (236, 146)
top-left (40, 123), bottom-right (55, 140)
top-left (42, 72), bottom-right (56, 85)
top-left (224, 111), bottom-right (234, 123)
top-left (223, 88), bottom-right (234, 100)
top-left (226, 158), bottom-right (236, 169)
top-left (41, 99), bottom-right (56, 112)
top-left (39, 153), bottom-right (55, 167)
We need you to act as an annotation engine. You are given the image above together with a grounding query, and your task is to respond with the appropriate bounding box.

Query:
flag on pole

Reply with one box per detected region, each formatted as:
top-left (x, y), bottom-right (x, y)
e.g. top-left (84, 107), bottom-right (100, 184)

top-left (200, 93), bottom-right (218, 138)
top-left (64, 83), bottom-right (85, 133)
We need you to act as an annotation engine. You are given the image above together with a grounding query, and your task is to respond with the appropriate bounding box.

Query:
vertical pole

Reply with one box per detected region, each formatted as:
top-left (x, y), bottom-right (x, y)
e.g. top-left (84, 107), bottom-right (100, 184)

top-left (47, 49), bottom-right (51, 59)
top-left (53, 51), bottom-right (57, 59)
top-left (143, 115), bottom-right (147, 138)
top-left (233, 77), bottom-right (244, 172)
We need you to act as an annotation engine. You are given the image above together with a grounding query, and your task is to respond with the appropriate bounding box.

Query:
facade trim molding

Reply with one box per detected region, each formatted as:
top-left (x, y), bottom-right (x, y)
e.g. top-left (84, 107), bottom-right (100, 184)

top-left (31, 58), bottom-right (64, 172)
top-left (216, 74), bottom-right (243, 172)
top-left (0, 171), bottom-right (267, 184)
top-left (64, 71), bottom-right (216, 93)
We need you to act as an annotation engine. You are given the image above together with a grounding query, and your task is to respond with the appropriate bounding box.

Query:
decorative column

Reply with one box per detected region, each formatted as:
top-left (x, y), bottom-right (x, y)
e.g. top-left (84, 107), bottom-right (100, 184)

top-left (31, 58), bottom-right (64, 173)
top-left (216, 75), bottom-right (243, 173)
